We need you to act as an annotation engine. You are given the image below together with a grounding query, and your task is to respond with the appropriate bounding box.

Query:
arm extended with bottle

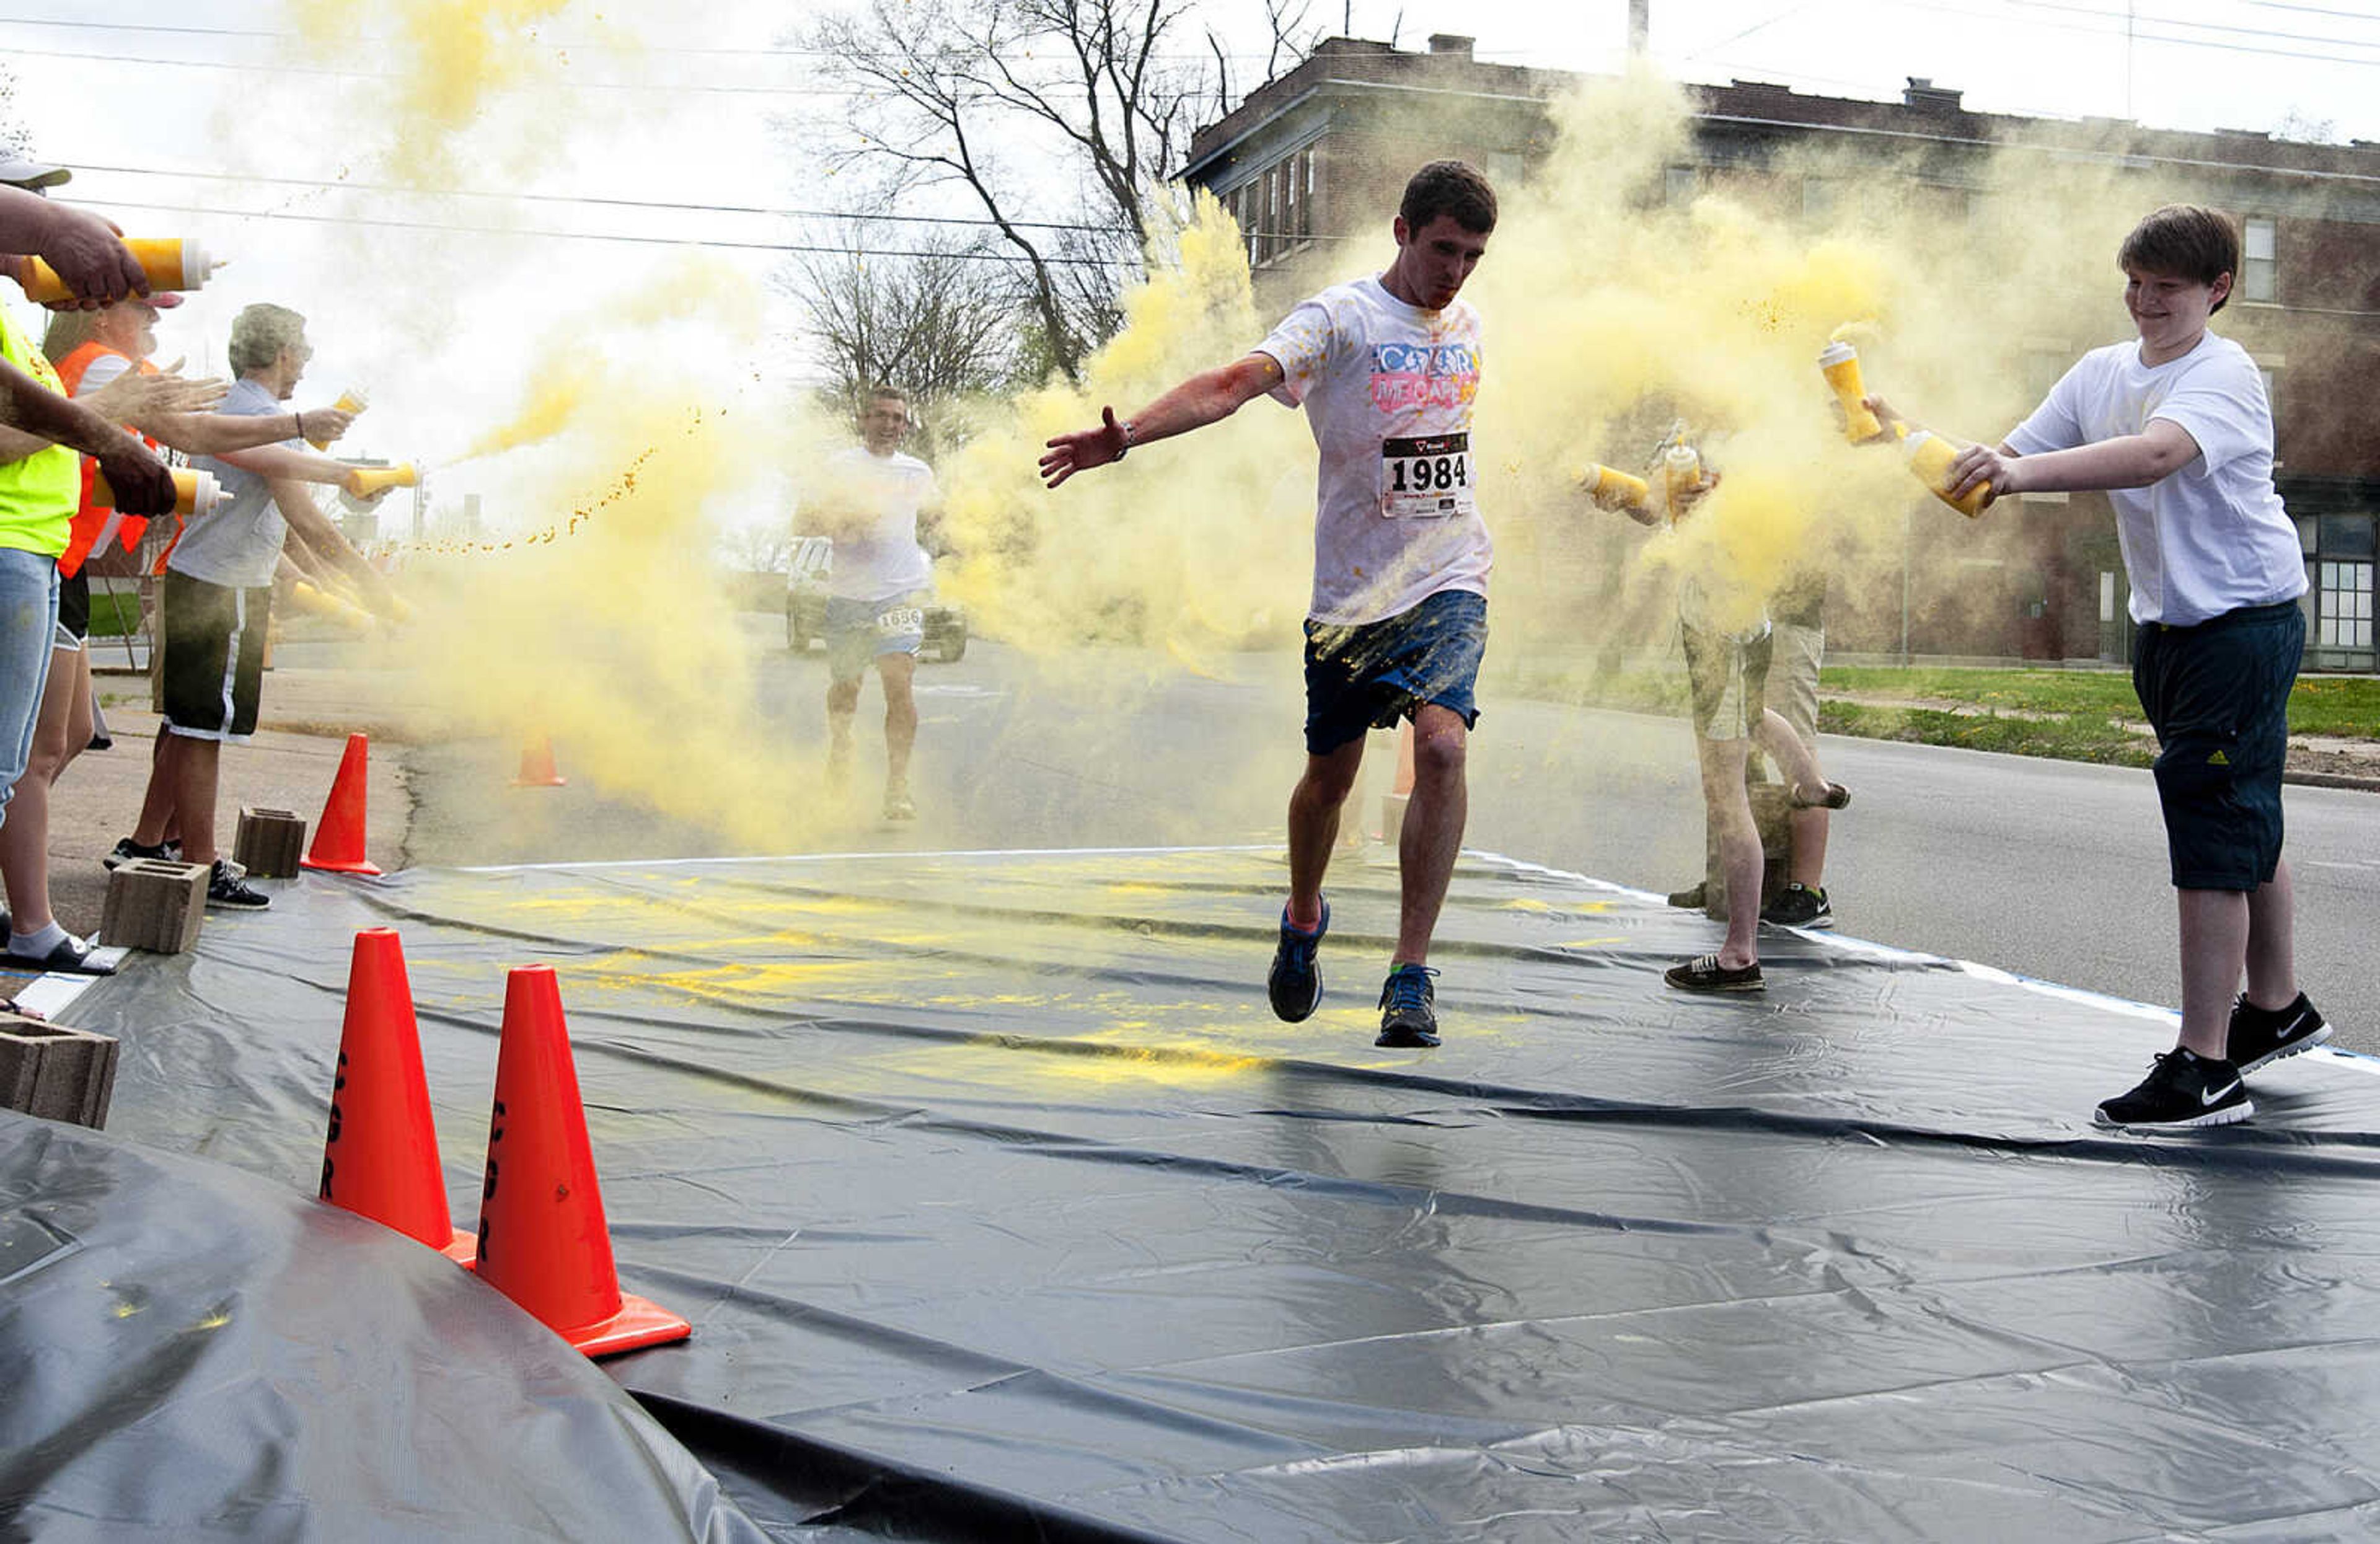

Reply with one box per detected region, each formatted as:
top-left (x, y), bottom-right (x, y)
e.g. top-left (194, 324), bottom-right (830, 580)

top-left (1817, 337), bottom-right (1993, 518)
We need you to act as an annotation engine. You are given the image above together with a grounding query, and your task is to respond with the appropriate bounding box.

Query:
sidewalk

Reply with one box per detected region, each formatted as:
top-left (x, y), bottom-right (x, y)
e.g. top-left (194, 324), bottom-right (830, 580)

top-left (37, 657), bottom-right (415, 941)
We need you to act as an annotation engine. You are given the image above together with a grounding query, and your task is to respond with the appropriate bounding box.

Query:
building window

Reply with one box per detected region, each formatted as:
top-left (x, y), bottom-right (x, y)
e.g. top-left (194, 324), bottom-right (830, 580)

top-left (1666, 166), bottom-right (1699, 206)
top-left (2319, 559), bottom-right (2374, 648)
top-left (1803, 177), bottom-right (1836, 222)
top-left (2243, 216), bottom-right (2277, 303)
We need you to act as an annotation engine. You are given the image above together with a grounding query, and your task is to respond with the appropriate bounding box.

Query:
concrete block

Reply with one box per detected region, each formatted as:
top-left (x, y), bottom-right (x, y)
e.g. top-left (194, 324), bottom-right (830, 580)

top-left (0, 1014), bottom-right (120, 1128)
top-left (233, 806), bottom-right (308, 878)
top-left (100, 858), bottom-right (209, 953)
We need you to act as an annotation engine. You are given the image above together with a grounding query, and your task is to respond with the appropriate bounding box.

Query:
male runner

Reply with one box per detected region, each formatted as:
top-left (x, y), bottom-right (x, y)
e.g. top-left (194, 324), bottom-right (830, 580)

top-left (801, 385), bottom-right (939, 821)
top-left (1041, 161), bottom-right (1498, 1049)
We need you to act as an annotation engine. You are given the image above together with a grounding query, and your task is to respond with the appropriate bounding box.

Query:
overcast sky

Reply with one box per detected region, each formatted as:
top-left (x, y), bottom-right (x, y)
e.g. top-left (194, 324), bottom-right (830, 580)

top-left (6, 0), bottom-right (2376, 534)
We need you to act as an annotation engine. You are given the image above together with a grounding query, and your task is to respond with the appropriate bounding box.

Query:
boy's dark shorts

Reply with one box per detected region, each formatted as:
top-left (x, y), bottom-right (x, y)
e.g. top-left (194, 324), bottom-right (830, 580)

top-left (161, 569), bottom-right (270, 743)
top-left (1303, 589), bottom-right (1488, 756)
top-left (2133, 599), bottom-right (2303, 891)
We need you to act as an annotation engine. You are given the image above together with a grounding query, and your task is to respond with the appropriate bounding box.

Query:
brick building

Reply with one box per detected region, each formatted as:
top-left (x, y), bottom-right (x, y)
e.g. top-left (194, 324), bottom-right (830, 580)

top-left (1181, 36), bottom-right (2380, 671)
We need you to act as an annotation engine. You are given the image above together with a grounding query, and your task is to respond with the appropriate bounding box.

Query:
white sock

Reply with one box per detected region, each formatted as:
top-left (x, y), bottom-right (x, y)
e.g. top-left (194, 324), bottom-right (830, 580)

top-left (10, 922), bottom-right (70, 958)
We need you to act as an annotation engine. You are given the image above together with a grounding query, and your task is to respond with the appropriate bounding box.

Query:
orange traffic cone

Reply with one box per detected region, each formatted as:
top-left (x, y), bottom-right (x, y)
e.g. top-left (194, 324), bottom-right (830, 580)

top-left (318, 929), bottom-right (475, 1264)
top-left (512, 735), bottom-right (566, 788)
top-left (302, 733), bottom-right (384, 876)
top-left (472, 965), bottom-right (690, 1358)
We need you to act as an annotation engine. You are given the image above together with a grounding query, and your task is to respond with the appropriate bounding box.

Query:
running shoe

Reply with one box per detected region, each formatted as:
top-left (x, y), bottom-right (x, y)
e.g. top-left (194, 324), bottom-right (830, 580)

top-left (1665, 953), bottom-right (1764, 992)
top-left (2226, 992), bottom-right (2330, 1075)
top-left (1267, 899), bottom-right (1328, 1023)
top-left (206, 859), bottom-right (270, 911)
top-left (6, 932), bottom-right (113, 976)
top-left (1760, 882), bottom-right (1833, 930)
top-left (1375, 963), bottom-right (1440, 1048)
top-left (883, 786), bottom-right (917, 821)
top-left (102, 836), bottom-right (179, 871)
top-left (1791, 780), bottom-right (1853, 809)
top-left (2094, 1048), bottom-right (2251, 1129)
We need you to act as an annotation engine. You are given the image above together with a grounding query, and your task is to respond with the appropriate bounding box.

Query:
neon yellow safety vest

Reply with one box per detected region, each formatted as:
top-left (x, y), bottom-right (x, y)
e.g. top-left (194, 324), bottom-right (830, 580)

top-left (0, 303), bottom-right (81, 558)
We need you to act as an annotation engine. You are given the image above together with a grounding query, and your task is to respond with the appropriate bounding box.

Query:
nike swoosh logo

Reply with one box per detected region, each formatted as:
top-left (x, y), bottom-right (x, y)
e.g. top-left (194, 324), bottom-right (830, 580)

top-left (2203, 1080), bottom-right (2241, 1106)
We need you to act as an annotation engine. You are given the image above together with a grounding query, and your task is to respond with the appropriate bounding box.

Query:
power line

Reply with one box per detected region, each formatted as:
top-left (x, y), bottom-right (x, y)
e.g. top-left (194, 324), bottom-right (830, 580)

top-left (0, 42), bottom-right (860, 95)
top-left (68, 161), bottom-right (1135, 236)
top-left (65, 196), bottom-right (1147, 265)
top-left (0, 15), bottom-right (1285, 64)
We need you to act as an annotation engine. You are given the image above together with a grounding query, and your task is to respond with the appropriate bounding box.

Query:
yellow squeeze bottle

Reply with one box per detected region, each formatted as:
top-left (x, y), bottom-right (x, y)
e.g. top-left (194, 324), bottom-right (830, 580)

top-left (1902, 430), bottom-right (1993, 518)
top-left (343, 463), bottom-right (418, 500)
top-left (1577, 462), bottom-right (1652, 511)
top-left (89, 465), bottom-right (221, 519)
top-left (309, 389), bottom-right (368, 451)
top-left (1817, 341), bottom-right (1885, 442)
top-left (1662, 441), bottom-right (1703, 519)
top-left (15, 237), bottom-right (219, 303)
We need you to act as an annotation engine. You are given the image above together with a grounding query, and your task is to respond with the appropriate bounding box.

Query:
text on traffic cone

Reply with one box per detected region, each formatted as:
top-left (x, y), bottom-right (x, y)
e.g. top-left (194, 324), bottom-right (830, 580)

top-left (472, 964), bottom-right (690, 1358)
top-left (302, 732), bottom-right (384, 876)
top-left (319, 929), bottom-right (475, 1263)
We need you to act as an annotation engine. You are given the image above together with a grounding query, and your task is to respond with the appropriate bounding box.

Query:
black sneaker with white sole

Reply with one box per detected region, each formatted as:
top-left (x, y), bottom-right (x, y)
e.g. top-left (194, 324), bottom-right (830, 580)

top-left (2094, 1048), bottom-right (2251, 1129)
top-left (1760, 881), bottom-right (1833, 929)
top-left (206, 859), bottom-right (270, 911)
top-left (2226, 992), bottom-right (2330, 1075)
top-left (103, 836), bottom-right (179, 871)
top-left (1665, 952), bottom-right (1764, 992)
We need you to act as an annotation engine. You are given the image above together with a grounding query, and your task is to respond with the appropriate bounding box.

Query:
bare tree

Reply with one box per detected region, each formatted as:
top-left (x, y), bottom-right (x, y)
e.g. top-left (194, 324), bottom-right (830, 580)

top-left (804, 0), bottom-right (1219, 381)
top-left (777, 231), bottom-right (1022, 436)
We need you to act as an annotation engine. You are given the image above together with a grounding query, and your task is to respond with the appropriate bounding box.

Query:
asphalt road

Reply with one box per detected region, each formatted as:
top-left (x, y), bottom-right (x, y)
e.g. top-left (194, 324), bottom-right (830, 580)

top-left (404, 622), bottom-right (2380, 1053)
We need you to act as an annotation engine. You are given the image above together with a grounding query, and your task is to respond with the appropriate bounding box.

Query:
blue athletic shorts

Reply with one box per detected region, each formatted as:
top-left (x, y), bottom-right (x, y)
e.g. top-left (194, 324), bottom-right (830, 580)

top-left (826, 592), bottom-right (927, 684)
top-left (1302, 588), bottom-right (1487, 756)
top-left (2133, 599), bottom-right (2303, 891)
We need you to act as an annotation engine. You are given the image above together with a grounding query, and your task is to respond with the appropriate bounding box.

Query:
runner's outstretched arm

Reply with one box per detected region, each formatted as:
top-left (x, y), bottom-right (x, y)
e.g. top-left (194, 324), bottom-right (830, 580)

top-left (1039, 353), bottom-right (1285, 488)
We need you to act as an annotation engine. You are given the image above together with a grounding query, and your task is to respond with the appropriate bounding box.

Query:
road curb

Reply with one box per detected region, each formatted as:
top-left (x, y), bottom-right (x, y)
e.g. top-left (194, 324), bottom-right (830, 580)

top-left (2286, 770), bottom-right (2380, 794)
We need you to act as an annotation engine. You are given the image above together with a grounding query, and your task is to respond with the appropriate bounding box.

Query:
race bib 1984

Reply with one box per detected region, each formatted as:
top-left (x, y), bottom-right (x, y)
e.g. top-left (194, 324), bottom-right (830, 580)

top-left (1378, 433), bottom-right (1476, 519)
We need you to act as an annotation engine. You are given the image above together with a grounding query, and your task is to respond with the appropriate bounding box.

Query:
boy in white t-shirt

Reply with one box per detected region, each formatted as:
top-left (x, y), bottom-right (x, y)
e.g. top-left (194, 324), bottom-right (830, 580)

top-left (1041, 161), bottom-right (1497, 1049)
top-left (1921, 204), bottom-right (2327, 1128)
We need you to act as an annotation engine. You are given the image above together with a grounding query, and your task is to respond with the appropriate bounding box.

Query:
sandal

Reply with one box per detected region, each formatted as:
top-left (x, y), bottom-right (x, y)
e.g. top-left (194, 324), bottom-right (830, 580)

top-left (6, 933), bottom-right (116, 977)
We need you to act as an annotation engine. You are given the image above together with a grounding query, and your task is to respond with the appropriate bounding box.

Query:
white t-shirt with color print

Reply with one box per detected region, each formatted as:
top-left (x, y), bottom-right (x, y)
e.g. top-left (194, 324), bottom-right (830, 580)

top-left (2005, 332), bottom-right (2303, 627)
top-left (1256, 276), bottom-right (1492, 626)
top-left (808, 446), bottom-right (937, 602)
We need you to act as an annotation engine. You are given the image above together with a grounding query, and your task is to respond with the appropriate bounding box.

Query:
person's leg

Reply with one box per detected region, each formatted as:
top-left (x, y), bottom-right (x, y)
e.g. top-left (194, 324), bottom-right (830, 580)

top-left (1286, 736), bottom-right (1366, 929)
top-left (2243, 857), bottom-right (2298, 1011)
top-left (172, 733), bottom-right (224, 866)
top-left (130, 731), bottom-right (180, 847)
top-left (0, 643), bottom-right (81, 935)
top-left (1753, 707), bottom-right (1831, 888)
top-left (0, 552), bottom-right (58, 826)
top-left (1391, 704), bottom-right (1467, 967)
top-left (1698, 734), bottom-right (1761, 969)
top-left (878, 651), bottom-right (917, 792)
top-left (2174, 886), bottom-right (2249, 1061)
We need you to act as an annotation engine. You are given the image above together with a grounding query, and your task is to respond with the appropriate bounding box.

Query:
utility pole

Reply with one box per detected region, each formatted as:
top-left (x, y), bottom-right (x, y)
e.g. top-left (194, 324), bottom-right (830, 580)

top-left (1629, 0), bottom-right (1649, 56)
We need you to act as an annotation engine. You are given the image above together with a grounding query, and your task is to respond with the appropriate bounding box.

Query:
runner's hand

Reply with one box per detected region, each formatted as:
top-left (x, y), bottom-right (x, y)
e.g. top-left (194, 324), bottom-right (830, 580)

top-left (302, 405), bottom-right (357, 444)
top-left (29, 206), bottom-right (148, 310)
top-left (1039, 406), bottom-right (1128, 489)
top-left (94, 439), bottom-right (177, 516)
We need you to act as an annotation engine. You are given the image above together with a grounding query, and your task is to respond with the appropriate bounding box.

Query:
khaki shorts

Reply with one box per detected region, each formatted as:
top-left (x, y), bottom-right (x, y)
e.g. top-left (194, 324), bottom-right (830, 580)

top-left (1768, 620), bottom-right (1824, 748)
top-left (1682, 622), bottom-right (1771, 743)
